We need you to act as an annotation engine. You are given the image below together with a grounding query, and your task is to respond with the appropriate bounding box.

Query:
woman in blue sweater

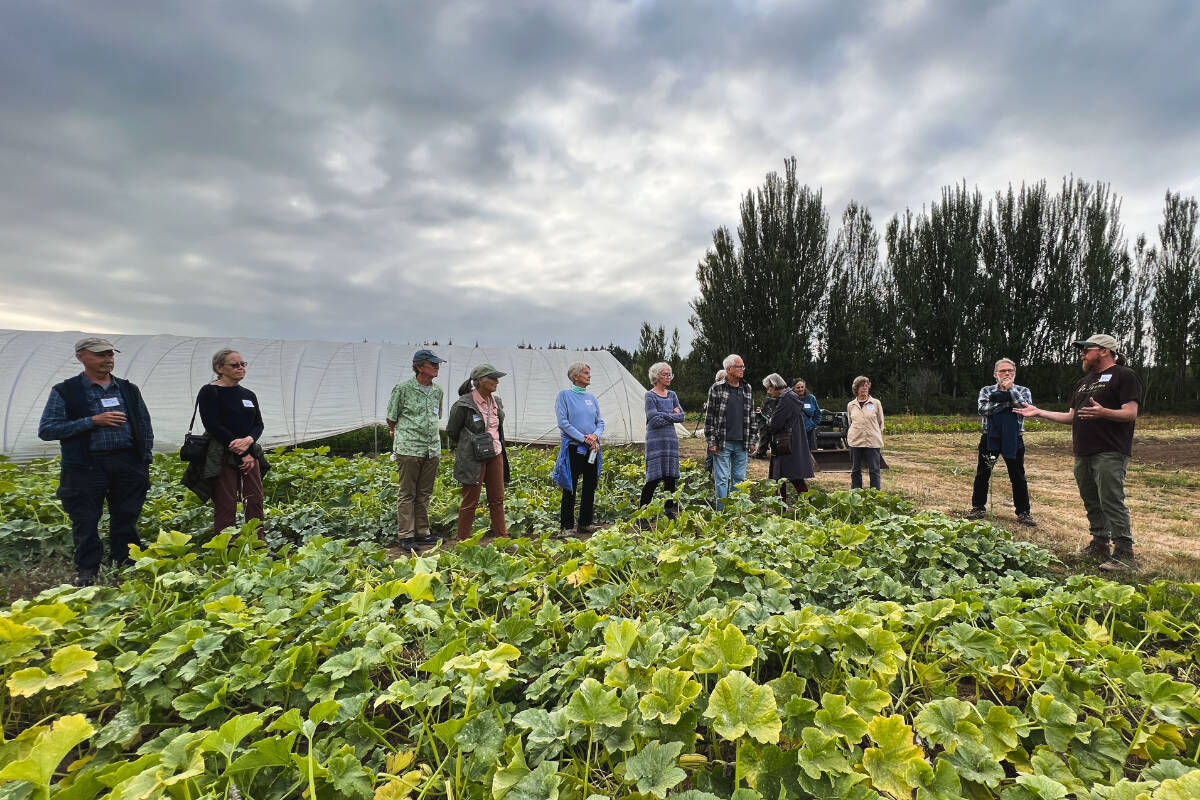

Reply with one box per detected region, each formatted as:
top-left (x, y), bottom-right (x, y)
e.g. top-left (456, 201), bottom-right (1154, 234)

top-left (552, 362), bottom-right (605, 534)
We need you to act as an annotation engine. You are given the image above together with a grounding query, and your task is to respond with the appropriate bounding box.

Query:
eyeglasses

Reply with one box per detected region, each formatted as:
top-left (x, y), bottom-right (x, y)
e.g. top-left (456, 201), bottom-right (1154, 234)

top-left (728, 364), bottom-right (745, 370)
top-left (996, 368), bottom-right (1015, 374)
top-left (225, 361), bottom-right (249, 368)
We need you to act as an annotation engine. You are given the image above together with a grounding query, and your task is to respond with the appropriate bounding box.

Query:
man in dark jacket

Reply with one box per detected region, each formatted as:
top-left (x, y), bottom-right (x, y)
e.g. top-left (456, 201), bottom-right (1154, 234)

top-left (38, 337), bottom-right (154, 585)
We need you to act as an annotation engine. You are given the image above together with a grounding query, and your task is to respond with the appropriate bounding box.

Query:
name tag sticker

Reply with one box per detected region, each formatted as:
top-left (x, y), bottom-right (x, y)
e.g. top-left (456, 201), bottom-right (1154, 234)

top-left (100, 397), bottom-right (121, 408)
top-left (866, 404), bottom-right (876, 411)
top-left (804, 403), bottom-right (812, 409)
top-left (472, 414), bottom-right (482, 422)
top-left (242, 399), bottom-right (256, 408)
top-left (1099, 374), bottom-right (1112, 383)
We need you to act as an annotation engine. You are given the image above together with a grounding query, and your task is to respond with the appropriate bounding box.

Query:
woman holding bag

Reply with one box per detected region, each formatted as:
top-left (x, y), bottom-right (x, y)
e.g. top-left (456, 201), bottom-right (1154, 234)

top-left (763, 373), bottom-right (814, 502)
top-left (197, 349), bottom-right (268, 535)
top-left (446, 364), bottom-right (509, 541)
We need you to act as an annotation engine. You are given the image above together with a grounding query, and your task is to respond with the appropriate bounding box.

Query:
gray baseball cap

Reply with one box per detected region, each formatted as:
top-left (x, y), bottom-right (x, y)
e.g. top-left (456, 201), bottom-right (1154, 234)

top-left (1072, 334), bottom-right (1120, 353)
top-left (74, 337), bottom-right (120, 353)
top-left (471, 363), bottom-right (506, 381)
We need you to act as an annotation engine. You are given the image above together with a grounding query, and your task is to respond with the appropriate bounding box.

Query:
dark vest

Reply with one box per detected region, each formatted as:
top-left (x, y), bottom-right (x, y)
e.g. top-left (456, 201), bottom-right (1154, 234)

top-left (53, 374), bottom-right (146, 469)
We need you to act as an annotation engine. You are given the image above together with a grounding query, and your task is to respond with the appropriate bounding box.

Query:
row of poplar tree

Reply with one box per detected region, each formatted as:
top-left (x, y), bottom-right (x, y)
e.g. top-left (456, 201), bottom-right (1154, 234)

top-left (633, 158), bottom-right (1199, 413)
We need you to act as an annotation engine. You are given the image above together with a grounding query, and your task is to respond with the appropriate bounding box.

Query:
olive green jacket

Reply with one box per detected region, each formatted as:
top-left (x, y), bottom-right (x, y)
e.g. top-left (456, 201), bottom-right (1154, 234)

top-left (446, 393), bottom-right (510, 485)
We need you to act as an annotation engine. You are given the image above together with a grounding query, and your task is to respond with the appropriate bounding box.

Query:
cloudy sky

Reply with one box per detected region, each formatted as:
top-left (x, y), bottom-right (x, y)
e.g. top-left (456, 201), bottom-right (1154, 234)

top-left (1, 0), bottom-right (1197, 352)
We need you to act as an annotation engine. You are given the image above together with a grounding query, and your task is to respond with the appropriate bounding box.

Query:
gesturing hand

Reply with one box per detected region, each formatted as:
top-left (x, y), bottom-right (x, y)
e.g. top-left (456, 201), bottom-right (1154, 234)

top-left (1076, 398), bottom-right (1106, 420)
top-left (91, 411), bottom-right (126, 427)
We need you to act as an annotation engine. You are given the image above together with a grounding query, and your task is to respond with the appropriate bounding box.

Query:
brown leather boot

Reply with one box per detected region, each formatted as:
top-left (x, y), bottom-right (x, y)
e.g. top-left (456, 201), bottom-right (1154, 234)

top-left (1077, 536), bottom-right (1111, 562)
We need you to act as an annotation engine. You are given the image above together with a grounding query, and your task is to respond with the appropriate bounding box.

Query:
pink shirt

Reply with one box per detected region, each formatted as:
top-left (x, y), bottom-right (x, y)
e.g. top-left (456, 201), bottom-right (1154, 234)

top-left (472, 389), bottom-right (502, 454)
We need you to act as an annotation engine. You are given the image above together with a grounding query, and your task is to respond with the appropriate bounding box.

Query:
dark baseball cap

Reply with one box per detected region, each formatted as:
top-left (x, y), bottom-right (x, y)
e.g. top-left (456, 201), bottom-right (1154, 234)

top-left (412, 348), bottom-right (444, 364)
top-left (471, 363), bottom-right (506, 381)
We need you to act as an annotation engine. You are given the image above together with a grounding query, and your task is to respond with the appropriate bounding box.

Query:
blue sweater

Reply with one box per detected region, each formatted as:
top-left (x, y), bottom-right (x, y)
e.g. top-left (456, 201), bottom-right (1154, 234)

top-left (555, 389), bottom-right (605, 443)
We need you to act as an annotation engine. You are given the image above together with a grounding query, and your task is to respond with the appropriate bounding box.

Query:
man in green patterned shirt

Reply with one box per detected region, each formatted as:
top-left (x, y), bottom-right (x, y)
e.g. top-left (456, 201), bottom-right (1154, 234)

top-left (387, 349), bottom-right (445, 548)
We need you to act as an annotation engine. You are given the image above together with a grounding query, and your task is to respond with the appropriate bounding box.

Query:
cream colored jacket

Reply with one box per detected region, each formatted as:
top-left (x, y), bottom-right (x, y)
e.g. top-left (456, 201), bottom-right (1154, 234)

top-left (846, 396), bottom-right (885, 448)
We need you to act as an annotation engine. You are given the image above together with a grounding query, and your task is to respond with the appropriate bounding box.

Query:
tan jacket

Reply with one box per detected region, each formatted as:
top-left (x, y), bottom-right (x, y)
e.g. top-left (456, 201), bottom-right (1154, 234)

top-left (846, 396), bottom-right (885, 448)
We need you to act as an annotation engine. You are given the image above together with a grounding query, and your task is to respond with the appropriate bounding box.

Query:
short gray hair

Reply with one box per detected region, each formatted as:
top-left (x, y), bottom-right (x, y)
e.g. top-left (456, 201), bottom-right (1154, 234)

top-left (762, 373), bottom-right (787, 390)
top-left (722, 353), bottom-right (743, 370)
top-left (211, 348), bottom-right (238, 373)
top-left (994, 357), bottom-right (1016, 372)
top-left (648, 362), bottom-right (671, 384)
top-left (566, 362), bottom-right (590, 383)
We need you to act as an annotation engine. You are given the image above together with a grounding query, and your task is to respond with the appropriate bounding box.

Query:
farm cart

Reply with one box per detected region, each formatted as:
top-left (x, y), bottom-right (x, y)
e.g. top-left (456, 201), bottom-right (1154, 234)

top-left (811, 409), bottom-right (888, 472)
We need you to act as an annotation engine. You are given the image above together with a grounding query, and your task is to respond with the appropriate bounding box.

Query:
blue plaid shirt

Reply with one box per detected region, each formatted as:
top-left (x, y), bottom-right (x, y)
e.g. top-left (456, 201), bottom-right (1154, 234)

top-left (39, 374), bottom-right (154, 457)
top-left (977, 383), bottom-right (1031, 434)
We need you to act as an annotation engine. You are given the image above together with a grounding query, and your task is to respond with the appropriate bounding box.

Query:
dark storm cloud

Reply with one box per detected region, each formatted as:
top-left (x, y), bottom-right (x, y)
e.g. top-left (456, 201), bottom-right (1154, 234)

top-left (1, 0), bottom-right (1197, 350)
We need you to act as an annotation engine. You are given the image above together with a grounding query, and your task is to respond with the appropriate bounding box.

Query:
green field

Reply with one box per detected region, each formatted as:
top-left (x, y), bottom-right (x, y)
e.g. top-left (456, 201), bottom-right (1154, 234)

top-left (1, 448), bottom-right (1199, 799)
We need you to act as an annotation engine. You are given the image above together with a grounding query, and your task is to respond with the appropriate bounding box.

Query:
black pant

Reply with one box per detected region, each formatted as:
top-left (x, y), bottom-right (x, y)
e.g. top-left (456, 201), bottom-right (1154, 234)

top-left (849, 447), bottom-right (882, 490)
top-left (971, 435), bottom-right (1030, 514)
top-left (639, 476), bottom-right (678, 510)
top-left (57, 450), bottom-right (149, 573)
top-left (560, 448), bottom-right (598, 529)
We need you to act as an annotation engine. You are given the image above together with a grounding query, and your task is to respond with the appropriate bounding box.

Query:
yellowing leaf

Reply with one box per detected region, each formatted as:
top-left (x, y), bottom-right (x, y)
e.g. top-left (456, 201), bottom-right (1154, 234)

top-left (862, 715), bottom-right (924, 799)
top-left (703, 670), bottom-right (781, 744)
top-left (0, 714), bottom-right (94, 791)
top-left (565, 564), bottom-right (597, 587)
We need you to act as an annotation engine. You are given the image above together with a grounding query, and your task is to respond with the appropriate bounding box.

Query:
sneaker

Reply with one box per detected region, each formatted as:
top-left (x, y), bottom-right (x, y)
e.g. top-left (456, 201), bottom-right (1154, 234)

top-left (966, 508), bottom-right (987, 520)
top-left (1099, 546), bottom-right (1139, 573)
top-left (73, 570), bottom-right (98, 587)
top-left (576, 524), bottom-right (598, 535)
top-left (411, 532), bottom-right (438, 545)
top-left (1077, 536), bottom-right (1112, 562)
top-left (1016, 512), bottom-right (1037, 527)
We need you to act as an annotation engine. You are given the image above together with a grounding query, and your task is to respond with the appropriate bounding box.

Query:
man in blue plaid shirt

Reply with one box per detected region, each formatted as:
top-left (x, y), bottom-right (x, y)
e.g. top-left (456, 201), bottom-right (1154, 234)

top-left (967, 357), bottom-right (1035, 526)
top-left (38, 337), bottom-right (154, 585)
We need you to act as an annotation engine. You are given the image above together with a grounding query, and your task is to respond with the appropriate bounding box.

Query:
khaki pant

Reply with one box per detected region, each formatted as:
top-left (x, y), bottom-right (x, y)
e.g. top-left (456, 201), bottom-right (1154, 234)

top-left (457, 455), bottom-right (506, 539)
top-left (1073, 452), bottom-right (1132, 545)
top-left (396, 454), bottom-right (439, 539)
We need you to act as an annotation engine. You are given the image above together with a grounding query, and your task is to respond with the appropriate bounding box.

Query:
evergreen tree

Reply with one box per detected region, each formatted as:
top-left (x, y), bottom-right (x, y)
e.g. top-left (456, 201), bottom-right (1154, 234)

top-left (1151, 191), bottom-right (1199, 403)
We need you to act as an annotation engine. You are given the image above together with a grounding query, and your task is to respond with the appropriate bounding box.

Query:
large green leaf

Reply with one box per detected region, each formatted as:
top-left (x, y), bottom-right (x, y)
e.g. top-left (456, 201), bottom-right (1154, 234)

top-left (814, 694), bottom-right (869, 742)
top-left (622, 740), bottom-right (686, 798)
top-left (639, 668), bottom-right (702, 725)
top-left (692, 624), bottom-right (757, 675)
top-left (703, 670), bottom-right (781, 743)
top-left (565, 678), bottom-right (627, 729)
top-left (0, 714), bottom-right (95, 793)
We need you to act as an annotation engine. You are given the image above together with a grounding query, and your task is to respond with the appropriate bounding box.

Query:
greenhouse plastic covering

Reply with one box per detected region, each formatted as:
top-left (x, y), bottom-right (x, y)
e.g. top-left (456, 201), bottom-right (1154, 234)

top-left (1, 329), bottom-right (681, 462)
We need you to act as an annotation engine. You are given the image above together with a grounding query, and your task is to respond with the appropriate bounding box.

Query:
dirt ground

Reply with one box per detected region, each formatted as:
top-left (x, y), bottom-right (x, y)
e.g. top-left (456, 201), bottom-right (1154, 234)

top-left (679, 430), bottom-right (1200, 580)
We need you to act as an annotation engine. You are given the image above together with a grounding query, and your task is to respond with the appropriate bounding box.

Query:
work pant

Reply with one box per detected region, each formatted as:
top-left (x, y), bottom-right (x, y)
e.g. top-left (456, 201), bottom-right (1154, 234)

top-left (806, 427), bottom-right (818, 453)
top-left (560, 448), bottom-right (599, 529)
top-left (457, 455), bottom-right (506, 539)
top-left (1073, 452), bottom-right (1133, 545)
top-left (849, 447), bottom-right (882, 490)
top-left (639, 476), bottom-right (678, 514)
top-left (57, 450), bottom-right (149, 573)
top-left (970, 435), bottom-right (1030, 514)
top-left (213, 458), bottom-right (264, 535)
top-left (712, 440), bottom-right (749, 500)
top-left (396, 454), bottom-right (439, 539)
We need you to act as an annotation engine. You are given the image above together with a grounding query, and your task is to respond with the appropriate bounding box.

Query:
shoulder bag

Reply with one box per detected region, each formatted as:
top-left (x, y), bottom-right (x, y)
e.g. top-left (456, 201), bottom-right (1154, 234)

top-left (179, 394), bottom-right (210, 462)
top-left (771, 426), bottom-right (793, 455)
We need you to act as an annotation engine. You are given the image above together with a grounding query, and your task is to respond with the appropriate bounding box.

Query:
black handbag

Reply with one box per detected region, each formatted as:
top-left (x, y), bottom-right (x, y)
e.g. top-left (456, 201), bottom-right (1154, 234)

top-left (771, 427), bottom-right (793, 456)
top-left (179, 397), bottom-right (210, 462)
top-left (471, 430), bottom-right (498, 460)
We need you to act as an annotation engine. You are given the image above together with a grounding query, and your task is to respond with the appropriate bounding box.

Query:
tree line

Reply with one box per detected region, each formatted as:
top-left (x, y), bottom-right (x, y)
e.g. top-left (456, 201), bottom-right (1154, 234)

top-left (631, 158), bottom-right (1199, 414)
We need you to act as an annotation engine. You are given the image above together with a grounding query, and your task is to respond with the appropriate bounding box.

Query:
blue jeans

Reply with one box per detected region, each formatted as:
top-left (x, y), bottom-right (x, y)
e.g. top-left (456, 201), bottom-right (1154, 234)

top-left (713, 441), bottom-right (749, 499)
top-left (850, 447), bottom-right (882, 490)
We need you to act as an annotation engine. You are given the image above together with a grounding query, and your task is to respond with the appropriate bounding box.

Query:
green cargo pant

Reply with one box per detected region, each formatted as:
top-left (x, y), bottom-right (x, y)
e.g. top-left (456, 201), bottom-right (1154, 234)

top-left (1073, 452), bottom-right (1132, 545)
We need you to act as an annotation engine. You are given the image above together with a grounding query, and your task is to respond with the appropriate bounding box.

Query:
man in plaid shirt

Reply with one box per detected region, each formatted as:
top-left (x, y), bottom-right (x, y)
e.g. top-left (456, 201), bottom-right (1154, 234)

top-left (38, 337), bottom-right (154, 585)
top-left (967, 357), bottom-right (1035, 526)
top-left (705, 354), bottom-right (758, 500)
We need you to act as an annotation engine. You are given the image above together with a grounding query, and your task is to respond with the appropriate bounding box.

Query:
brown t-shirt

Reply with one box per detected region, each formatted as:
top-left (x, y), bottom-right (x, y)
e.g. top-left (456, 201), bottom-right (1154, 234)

top-left (1070, 364), bottom-right (1141, 457)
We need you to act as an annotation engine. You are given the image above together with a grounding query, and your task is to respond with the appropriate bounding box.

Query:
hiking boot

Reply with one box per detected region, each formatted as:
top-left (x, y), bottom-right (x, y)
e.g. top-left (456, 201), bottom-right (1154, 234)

top-left (966, 507), bottom-right (987, 520)
top-left (576, 524), bottom-right (598, 535)
top-left (1077, 536), bottom-right (1111, 562)
top-left (73, 569), bottom-right (98, 587)
top-left (1016, 512), bottom-right (1037, 527)
top-left (1099, 544), bottom-right (1139, 573)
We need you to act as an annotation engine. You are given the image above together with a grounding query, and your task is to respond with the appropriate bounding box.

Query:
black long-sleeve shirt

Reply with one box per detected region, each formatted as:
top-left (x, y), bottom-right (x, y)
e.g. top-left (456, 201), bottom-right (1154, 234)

top-left (197, 384), bottom-right (264, 446)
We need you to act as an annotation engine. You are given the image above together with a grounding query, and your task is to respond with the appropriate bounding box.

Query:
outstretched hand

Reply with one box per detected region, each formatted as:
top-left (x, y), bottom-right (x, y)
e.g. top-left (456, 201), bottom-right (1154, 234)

top-left (1013, 404), bottom-right (1039, 418)
top-left (1076, 398), bottom-right (1106, 420)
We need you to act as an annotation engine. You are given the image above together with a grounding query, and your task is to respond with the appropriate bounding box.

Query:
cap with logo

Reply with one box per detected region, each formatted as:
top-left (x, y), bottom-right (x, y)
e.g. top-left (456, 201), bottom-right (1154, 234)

top-left (412, 348), bottom-right (444, 365)
top-left (74, 337), bottom-right (120, 353)
top-left (471, 363), bottom-right (506, 381)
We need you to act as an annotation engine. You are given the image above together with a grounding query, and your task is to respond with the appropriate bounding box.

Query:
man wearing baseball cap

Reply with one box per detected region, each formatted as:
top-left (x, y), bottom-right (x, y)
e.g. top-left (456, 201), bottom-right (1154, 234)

top-left (37, 337), bottom-right (155, 586)
top-left (386, 349), bottom-right (445, 549)
top-left (1016, 334), bottom-right (1142, 571)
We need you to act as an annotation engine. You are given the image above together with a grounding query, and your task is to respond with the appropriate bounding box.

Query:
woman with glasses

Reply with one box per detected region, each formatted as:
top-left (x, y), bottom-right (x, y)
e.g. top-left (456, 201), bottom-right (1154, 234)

top-left (553, 362), bottom-right (606, 535)
top-left (447, 364), bottom-right (509, 541)
top-left (639, 362), bottom-right (685, 524)
top-left (197, 349), bottom-right (267, 534)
